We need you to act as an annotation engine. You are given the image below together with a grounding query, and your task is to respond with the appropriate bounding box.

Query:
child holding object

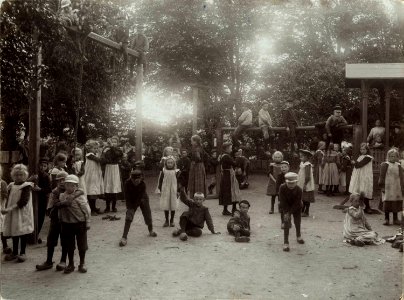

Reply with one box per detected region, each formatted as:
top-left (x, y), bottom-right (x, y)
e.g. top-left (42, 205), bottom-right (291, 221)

top-left (227, 200), bottom-right (251, 243)
top-left (379, 148), bottom-right (404, 226)
top-left (172, 188), bottom-right (220, 241)
top-left (279, 172), bottom-right (305, 252)
top-left (343, 194), bottom-right (384, 246)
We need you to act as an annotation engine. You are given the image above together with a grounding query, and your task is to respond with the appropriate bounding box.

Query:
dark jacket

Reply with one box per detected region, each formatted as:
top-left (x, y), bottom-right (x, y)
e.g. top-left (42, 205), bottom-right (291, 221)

top-left (124, 179), bottom-right (148, 209)
top-left (279, 184), bottom-right (303, 214)
top-left (179, 190), bottom-right (214, 232)
top-left (227, 211), bottom-right (250, 231)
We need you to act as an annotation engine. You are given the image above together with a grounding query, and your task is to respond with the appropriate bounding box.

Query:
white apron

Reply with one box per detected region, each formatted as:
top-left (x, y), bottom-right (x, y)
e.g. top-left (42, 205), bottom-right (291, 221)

top-left (349, 155), bottom-right (373, 199)
top-left (382, 162), bottom-right (403, 202)
top-left (160, 169), bottom-right (178, 211)
top-left (84, 152), bottom-right (104, 196)
top-left (297, 161), bottom-right (315, 192)
top-left (3, 182), bottom-right (34, 237)
top-left (104, 164), bottom-right (122, 194)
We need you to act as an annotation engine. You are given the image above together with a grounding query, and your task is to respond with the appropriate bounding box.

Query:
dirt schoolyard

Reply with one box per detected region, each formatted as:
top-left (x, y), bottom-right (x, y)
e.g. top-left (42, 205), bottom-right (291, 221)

top-left (0, 174), bottom-right (402, 300)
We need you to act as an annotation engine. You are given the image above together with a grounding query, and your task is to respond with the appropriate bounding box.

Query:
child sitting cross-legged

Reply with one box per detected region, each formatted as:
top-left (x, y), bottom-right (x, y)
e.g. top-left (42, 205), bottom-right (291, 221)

top-left (227, 200), bottom-right (251, 242)
top-left (343, 193), bottom-right (384, 247)
top-left (173, 188), bottom-right (220, 241)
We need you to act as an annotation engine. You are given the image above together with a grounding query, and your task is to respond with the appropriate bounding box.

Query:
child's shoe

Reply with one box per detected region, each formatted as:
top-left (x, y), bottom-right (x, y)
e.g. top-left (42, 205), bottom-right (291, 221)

top-left (354, 240), bottom-right (365, 247)
top-left (149, 231), bottom-right (157, 237)
top-left (297, 237), bottom-right (305, 244)
top-left (56, 261), bottom-right (66, 271)
top-left (4, 253), bottom-right (17, 261)
top-left (64, 265), bottom-right (75, 274)
top-left (36, 261), bottom-right (53, 271)
top-left (78, 264), bottom-right (87, 273)
top-left (283, 244), bottom-right (290, 252)
top-left (169, 221), bottom-right (175, 227)
top-left (172, 229), bottom-right (182, 237)
top-left (17, 254), bottom-right (26, 262)
top-left (119, 238), bottom-right (127, 247)
top-left (269, 210), bottom-right (274, 214)
top-left (179, 232), bottom-right (188, 241)
top-left (104, 207), bottom-right (111, 214)
top-left (2, 247), bottom-right (12, 255)
top-left (235, 236), bottom-right (250, 243)
top-left (163, 221), bottom-right (169, 227)
top-left (222, 210), bottom-right (232, 216)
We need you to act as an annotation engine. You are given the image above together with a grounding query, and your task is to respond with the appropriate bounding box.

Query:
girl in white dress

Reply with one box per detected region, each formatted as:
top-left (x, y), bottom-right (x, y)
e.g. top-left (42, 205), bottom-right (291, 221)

top-left (349, 143), bottom-right (373, 214)
top-left (297, 149), bottom-right (315, 217)
top-left (83, 140), bottom-right (104, 215)
top-left (72, 147), bottom-right (86, 195)
top-left (379, 148), bottom-right (404, 226)
top-left (158, 156), bottom-right (179, 227)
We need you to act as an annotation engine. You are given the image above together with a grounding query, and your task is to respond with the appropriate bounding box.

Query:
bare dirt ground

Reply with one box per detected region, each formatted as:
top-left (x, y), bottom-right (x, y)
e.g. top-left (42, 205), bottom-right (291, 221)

top-left (0, 174), bottom-right (402, 300)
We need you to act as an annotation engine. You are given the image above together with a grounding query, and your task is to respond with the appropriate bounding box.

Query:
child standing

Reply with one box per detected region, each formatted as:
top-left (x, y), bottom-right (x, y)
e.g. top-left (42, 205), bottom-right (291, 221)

top-left (0, 166), bottom-right (11, 254)
top-left (103, 136), bottom-right (123, 213)
top-left (119, 169), bottom-right (157, 247)
top-left (339, 146), bottom-right (353, 195)
top-left (83, 140), bottom-right (104, 216)
top-left (313, 141), bottom-right (325, 193)
top-left (297, 150), bottom-right (315, 217)
top-left (71, 147), bottom-right (86, 195)
top-left (2, 164), bottom-right (34, 262)
top-left (177, 149), bottom-right (191, 194)
top-left (267, 151), bottom-right (283, 214)
top-left (36, 157), bottom-right (52, 243)
top-left (227, 200), bottom-right (251, 242)
top-left (279, 172), bottom-right (305, 252)
top-left (156, 146), bottom-right (174, 193)
top-left (50, 153), bottom-right (68, 189)
top-left (188, 135), bottom-right (208, 197)
top-left (379, 148), bottom-right (404, 226)
top-left (36, 171), bottom-right (84, 271)
top-left (173, 188), bottom-right (220, 241)
top-left (219, 142), bottom-right (241, 216)
top-left (322, 143), bottom-right (340, 196)
top-left (158, 157), bottom-right (179, 227)
top-left (59, 175), bottom-right (91, 274)
top-left (333, 143), bottom-right (342, 194)
top-left (349, 143), bottom-right (373, 214)
top-left (276, 161), bottom-right (290, 228)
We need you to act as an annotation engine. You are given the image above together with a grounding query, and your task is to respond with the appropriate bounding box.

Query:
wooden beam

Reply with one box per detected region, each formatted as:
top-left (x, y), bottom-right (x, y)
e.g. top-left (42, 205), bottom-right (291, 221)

top-left (87, 32), bottom-right (140, 57)
top-left (221, 125), bottom-right (353, 132)
top-left (385, 83), bottom-right (392, 149)
top-left (135, 64), bottom-right (143, 161)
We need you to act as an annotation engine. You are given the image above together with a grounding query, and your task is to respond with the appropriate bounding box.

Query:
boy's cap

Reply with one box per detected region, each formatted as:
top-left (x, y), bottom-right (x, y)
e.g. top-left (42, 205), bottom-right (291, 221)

top-left (39, 157), bottom-right (49, 163)
top-left (280, 160), bottom-right (290, 165)
top-left (130, 169), bottom-right (143, 178)
top-left (285, 172), bottom-right (298, 182)
top-left (334, 105), bottom-right (342, 111)
top-left (64, 174), bottom-right (79, 184)
top-left (298, 149), bottom-right (313, 157)
top-left (55, 171), bottom-right (68, 180)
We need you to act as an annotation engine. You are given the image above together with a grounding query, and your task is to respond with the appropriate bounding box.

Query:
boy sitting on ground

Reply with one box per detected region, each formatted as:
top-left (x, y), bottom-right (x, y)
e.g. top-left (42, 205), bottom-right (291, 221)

top-left (173, 188), bottom-right (220, 241)
top-left (227, 200), bottom-right (251, 242)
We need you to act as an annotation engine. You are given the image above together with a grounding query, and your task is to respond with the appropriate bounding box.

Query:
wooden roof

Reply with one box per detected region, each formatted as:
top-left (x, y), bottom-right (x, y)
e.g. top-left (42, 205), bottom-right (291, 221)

top-left (345, 63), bottom-right (404, 88)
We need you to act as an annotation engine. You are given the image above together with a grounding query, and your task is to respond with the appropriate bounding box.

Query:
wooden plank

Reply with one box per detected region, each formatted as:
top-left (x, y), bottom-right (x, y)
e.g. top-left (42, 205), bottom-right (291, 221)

top-left (346, 63), bottom-right (404, 79)
top-left (87, 32), bottom-right (139, 57)
top-left (221, 125), bottom-right (353, 132)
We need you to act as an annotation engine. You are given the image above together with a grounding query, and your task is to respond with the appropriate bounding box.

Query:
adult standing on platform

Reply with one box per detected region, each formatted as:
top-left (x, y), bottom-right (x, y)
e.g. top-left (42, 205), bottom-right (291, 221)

top-left (325, 105), bottom-right (348, 149)
top-left (188, 135), bottom-right (208, 198)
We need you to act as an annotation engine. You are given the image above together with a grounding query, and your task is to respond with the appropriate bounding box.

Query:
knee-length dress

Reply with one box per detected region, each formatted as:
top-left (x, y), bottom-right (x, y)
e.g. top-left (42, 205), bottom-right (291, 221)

top-left (313, 149), bottom-right (324, 185)
top-left (159, 168), bottom-right (179, 211)
top-left (219, 153), bottom-right (241, 206)
top-left (84, 152), bottom-right (104, 196)
top-left (72, 160), bottom-right (87, 195)
top-left (322, 150), bottom-right (340, 186)
top-left (297, 161), bottom-right (315, 202)
top-left (103, 147), bottom-right (123, 194)
top-left (379, 161), bottom-right (404, 213)
top-left (349, 155), bottom-right (373, 199)
top-left (188, 146), bottom-right (207, 197)
top-left (266, 162), bottom-right (282, 196)
top-left (3, 182), bottom-right (34, 237)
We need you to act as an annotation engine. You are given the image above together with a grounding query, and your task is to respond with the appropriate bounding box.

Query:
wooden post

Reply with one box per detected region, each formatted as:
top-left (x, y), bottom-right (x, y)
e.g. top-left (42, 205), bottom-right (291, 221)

top-left (28, 45), bottom-right (42, 244)
top-left (192, 87), bottom-right (198, 134)
top-left (384, 83), bottom-right (392, 149)
top-left (135, 64), bottom-right (143, 161)
top-left (360, 80), bottom-right (369, 142)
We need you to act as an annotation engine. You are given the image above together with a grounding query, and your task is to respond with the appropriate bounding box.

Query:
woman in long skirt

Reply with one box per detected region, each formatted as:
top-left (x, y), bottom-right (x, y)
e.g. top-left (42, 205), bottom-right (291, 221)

top-left (219, 142), bottom-right (241, 216)
top-left (187, 135), bottom-right (208, 197)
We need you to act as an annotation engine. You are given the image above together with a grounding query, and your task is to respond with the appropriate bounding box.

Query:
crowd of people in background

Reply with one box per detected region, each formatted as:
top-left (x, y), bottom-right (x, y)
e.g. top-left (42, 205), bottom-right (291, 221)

top-left (1, 102), bottom-right (403, 275)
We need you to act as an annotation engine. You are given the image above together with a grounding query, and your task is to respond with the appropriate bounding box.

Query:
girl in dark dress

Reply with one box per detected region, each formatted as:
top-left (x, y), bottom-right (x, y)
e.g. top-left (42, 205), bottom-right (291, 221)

top-left (187, 135), bottom-right (208, 197)
top-left (219, 142), bottom-right (241, 216)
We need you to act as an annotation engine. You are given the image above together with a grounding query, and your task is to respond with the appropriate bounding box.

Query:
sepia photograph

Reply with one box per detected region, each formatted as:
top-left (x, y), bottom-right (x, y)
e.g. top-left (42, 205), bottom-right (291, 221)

top-left (0, 0), bottom-right (403, 299)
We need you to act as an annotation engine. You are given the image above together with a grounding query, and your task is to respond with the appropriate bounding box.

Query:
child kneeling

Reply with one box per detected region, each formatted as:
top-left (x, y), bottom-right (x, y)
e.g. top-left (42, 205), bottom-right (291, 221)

top-left (173, 188), bottom-right (220, 241)
top-left (59, 175), bottom-right (91, 274)
top-left (227, 200), bottom-right (251, 242)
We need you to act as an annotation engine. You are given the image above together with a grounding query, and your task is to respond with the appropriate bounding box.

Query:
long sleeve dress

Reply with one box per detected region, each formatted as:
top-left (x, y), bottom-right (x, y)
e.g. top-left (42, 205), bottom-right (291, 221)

top-left (349, 155), bottom-right (373, 199)
top-left (219, 153), bottom-right (241, 206)
top-left (297, 161), bottom-right (315, 202)
top-left (266, 162), bottom-right (282, 196)
top-left (322, 150), bottom-right (340, 186)
top-left (187, 146), bottom-right (208, 197)
top-left (313, 149), bottom-right (324, 185)
top-left (158, 168), bottom-right (179, 211)
top-left (103, 146), bottom-right (123, 194)
top-left (378, 161), bottom-right (404, 213)
top-left (84, 152), bottom-right (104, 197)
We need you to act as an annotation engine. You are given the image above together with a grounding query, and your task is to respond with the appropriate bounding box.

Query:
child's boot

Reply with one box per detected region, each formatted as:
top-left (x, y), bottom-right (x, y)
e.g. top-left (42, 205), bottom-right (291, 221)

top-left (269, 197), bottom-right (275, 214)
top-left (179, 232), bottom-right (188, 241)
top-left (104, 200), bottom-right (111, 213)
top-left (297, 237), bottom-right (305, 244)
top-left (78, 264), bottom-right (87, 273)
top-left (318, 184), bottom-right (323, 193)
top-left (112, 200), bottom-right (117, 213)
top-left (383, 212), bottom-right (390, 226)
top-left (36, 261), bottom-right (54, 271)
top-left (393, 213), bottom-right (401, 225)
